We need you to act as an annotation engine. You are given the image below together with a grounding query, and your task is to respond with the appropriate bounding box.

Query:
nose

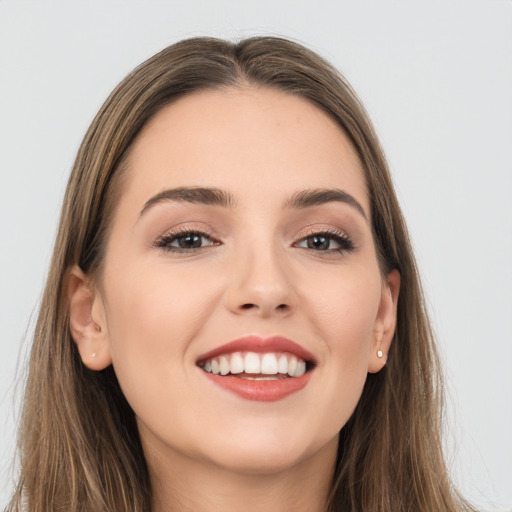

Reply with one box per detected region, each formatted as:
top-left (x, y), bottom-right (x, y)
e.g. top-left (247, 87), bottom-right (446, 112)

top-left (224, 244), bottom-right (296, 318)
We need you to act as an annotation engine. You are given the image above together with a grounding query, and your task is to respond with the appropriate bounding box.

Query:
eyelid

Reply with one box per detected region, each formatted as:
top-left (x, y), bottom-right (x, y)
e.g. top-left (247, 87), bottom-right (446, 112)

top-left (296, 226), bottom-right (351, 243)
top-left (298, 226), bottom-right (349, 238)
top-left (151, 223), bottom-right (355, 255)
top-left (294, 226), bottom-right (356, 253)
top-left (153, 225), bottom-right (220, 253)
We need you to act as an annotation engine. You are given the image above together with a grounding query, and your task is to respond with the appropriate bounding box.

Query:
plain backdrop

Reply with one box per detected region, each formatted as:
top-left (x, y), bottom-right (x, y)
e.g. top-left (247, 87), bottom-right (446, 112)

top-left (1, 1), bottom-right (511, 510)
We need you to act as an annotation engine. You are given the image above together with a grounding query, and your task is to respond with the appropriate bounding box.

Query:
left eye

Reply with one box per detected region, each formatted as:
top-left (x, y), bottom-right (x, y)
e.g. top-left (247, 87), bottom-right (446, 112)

top-left (155, 231), bottom-right (218, 252)
top-left (296, 232), bottom-right (354, 253)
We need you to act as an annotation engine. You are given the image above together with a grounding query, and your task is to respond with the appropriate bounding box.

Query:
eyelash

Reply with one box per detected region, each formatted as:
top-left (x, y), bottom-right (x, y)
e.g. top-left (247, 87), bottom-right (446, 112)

top-left (153, 228), bottom-right (355, 254)
top-left (295, 228), bottom-right (355, 254)
top-left (154, 228), bottom-right (220, 253)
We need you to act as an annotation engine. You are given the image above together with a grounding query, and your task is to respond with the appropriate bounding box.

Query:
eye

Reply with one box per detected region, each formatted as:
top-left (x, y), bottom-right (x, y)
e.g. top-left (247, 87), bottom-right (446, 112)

top-left (296, 230), bottom-right (355, 254)
top-left (154, 230), bottom-right (219, 253)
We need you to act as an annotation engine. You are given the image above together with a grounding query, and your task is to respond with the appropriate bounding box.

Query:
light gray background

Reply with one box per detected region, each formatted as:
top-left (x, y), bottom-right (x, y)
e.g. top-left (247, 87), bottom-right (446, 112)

top-left (1, 1), bottom-right (511, 510)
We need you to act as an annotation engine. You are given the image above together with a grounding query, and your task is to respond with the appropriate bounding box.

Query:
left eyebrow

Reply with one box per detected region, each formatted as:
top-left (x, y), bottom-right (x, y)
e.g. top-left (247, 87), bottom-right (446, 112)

top-left (284, 188), bottom-right (368, 221)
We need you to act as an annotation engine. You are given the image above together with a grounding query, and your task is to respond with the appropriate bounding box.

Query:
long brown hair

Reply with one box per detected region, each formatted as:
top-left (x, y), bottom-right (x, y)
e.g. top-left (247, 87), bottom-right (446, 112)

top-left (9, 36), bottom-right (475, 512)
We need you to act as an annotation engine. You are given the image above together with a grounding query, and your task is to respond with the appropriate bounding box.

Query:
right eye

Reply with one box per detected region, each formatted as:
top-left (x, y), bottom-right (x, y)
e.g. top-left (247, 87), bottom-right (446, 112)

top-left (154, 230), bottom-right (219, 253)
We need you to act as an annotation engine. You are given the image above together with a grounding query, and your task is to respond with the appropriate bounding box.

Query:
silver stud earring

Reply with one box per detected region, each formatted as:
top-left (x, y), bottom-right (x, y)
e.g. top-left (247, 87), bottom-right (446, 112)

top-left (91, 352), bottom-right (97, 359)
top-left (377, 349), bottom-right (383, 358)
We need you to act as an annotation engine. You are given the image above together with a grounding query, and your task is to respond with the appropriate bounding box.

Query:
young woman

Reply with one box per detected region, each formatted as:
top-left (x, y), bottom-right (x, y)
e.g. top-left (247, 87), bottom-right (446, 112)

top-left (8, 36), bottom-right (476, 512)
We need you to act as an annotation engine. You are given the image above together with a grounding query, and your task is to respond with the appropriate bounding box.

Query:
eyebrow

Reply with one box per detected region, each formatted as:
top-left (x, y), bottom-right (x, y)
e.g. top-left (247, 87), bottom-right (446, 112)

top-left (139, 187), bottom-right (236, 217)
top-left (139, 186), bottom-right (367, 221)
top-left (284, 188), bottom-right (368, 220)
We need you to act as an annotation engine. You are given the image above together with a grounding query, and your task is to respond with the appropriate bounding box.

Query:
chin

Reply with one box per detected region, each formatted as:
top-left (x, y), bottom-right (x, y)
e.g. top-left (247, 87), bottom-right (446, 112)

top-left (199, 428), bottom-right (339, 477)
top-left (208, 447), bottom-right (312, 476)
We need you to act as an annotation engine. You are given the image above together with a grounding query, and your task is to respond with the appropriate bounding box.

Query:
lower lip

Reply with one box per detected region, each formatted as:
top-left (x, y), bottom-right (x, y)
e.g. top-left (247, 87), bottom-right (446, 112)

top-left (201, 370), bottom-right (313, 402)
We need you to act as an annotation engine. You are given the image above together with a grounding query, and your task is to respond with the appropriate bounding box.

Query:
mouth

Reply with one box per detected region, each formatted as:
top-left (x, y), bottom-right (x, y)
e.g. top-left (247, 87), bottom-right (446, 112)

top-left (197, 351), bottom-right (313, 380)
top-left (196, 336), bottom-right (316, 401)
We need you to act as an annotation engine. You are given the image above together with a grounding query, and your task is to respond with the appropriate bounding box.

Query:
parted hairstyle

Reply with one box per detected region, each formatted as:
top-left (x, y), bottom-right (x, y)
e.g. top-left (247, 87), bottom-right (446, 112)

top-left (8, 36), bottom-right (475, 512)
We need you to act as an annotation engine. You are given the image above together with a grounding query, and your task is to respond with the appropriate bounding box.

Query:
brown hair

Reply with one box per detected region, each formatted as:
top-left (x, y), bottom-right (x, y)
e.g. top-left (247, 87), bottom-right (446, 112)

top-left (9, 36), bottom-right (475, 512)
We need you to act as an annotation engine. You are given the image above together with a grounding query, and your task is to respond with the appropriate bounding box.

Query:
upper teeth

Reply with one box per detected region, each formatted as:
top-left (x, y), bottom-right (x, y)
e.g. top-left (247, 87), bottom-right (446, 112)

top-left (201, 352), bottom-right (307, 378)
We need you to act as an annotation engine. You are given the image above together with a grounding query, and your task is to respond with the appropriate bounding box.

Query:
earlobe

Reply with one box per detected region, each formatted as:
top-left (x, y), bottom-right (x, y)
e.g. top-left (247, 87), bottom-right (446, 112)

top-left (67, 265), bottom-right (112, 370)
top-left (368, 269), bottom-right (400, 374)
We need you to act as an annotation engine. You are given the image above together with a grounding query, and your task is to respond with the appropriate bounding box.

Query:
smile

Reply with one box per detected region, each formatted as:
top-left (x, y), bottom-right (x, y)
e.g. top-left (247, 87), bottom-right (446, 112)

top-left (196, 336), bottom-right (316, 401)
top-left (199, 351), bottom-right (307, 378)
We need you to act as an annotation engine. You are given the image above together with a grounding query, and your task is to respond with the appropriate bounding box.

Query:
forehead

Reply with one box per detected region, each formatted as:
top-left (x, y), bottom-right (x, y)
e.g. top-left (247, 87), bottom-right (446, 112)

top-left (121, 86), bottom-right (368, 215)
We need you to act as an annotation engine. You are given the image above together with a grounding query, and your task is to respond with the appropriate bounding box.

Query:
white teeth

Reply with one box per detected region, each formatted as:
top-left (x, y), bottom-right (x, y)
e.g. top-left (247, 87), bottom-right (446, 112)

top-left (201, 351), bottom-right (310, 378)
top-left (230, 352), bottom-right (244, 374)
top-left (244, 352), bottom-right (261, 374)
top-left (288, 356), bottom-right (298, 377)
top-left (278, 354), bottom-right (288, 374)
top-left (261, 353), bottom-right (278, 374)
top-left (294, 360), bottom-right (306, 377)
top-left (219, 355), bottom-right (230, 376)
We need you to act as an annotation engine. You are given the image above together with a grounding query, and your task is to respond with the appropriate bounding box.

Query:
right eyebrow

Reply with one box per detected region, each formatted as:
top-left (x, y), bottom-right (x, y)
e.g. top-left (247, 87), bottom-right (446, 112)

top-left (138, 187), bottom-right (236, 217)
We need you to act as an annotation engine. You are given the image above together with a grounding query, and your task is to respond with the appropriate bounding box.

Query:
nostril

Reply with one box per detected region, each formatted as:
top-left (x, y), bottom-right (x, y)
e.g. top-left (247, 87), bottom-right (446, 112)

top-left (237, 303), bottom-right (290, 312)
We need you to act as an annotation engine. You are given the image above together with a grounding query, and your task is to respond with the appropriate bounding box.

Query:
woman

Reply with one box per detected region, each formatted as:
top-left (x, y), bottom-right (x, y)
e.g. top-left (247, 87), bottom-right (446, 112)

top-left (8, 36), bottom-right (475, 512)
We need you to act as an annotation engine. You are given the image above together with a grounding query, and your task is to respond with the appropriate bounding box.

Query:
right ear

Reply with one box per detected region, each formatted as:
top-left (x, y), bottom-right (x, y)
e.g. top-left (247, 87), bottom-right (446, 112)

top-left (67, 265), bottom-right (112, 370)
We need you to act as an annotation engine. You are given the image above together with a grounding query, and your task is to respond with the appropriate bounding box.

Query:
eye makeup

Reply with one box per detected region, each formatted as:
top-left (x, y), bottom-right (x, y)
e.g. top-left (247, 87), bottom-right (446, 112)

top-left (294, 227), bottom-right (356, 254)
top-left (152, 224), bottom-right (356, 257)
top-left (153, 226), bottom-right (220, 253)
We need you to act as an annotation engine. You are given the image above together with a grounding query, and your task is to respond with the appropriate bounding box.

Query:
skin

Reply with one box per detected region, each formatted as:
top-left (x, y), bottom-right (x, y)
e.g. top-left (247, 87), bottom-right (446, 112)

top-left (68, 87), bottom-right (399, 512)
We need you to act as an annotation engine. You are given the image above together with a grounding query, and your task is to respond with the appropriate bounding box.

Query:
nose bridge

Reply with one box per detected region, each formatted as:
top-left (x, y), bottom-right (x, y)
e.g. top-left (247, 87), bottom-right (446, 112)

top-left (226, 232), bottom-right (294, 316)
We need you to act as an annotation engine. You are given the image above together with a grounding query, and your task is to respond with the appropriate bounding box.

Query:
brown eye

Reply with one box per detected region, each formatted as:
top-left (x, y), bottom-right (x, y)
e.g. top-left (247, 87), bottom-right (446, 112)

top-left (306, 235), bottom-right (331, 251)
top-left (176, 233), bottom-right (203, 249)
top-left (155, 231), bottom-right (219, 253)
top-left (296, 231), bottom-right (355, 254)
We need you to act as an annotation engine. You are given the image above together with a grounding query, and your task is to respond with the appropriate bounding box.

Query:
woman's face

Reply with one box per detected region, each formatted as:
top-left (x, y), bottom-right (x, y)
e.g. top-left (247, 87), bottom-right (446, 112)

top-left (90, 87), bottom-right (398, 475)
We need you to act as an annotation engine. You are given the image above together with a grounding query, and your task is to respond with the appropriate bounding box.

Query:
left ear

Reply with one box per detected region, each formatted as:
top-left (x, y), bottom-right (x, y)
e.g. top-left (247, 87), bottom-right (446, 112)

top-left (368, 269), bottom-right (400, 373)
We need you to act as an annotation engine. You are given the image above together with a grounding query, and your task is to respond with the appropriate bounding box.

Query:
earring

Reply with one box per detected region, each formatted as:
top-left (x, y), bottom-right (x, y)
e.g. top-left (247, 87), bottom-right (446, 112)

top-left (91, 352), bottom-right (97, 359)
top-left (377, 349), bottom-right (383, 358)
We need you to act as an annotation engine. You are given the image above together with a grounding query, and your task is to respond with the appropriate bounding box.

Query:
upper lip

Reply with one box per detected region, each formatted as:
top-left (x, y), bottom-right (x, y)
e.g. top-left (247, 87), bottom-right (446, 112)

top-left (196, 335), bottom-right (317, 364)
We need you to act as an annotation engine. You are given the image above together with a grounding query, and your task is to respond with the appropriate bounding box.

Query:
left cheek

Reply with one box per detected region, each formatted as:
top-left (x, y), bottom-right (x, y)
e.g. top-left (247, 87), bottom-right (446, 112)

top-left (313, 278), bottom-right (379, 334)
top-left (304, 272), bottom-right (381, 365)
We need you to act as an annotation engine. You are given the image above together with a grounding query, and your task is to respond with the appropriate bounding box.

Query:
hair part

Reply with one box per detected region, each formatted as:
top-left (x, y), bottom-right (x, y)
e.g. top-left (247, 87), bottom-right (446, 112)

top-left (9, 36), bottom-right (474, 512)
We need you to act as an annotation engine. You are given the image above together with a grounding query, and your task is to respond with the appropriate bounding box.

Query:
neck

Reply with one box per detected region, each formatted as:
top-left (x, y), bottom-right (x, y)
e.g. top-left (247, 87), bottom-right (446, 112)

top-left (145, 435), bottom-right (338, 512)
